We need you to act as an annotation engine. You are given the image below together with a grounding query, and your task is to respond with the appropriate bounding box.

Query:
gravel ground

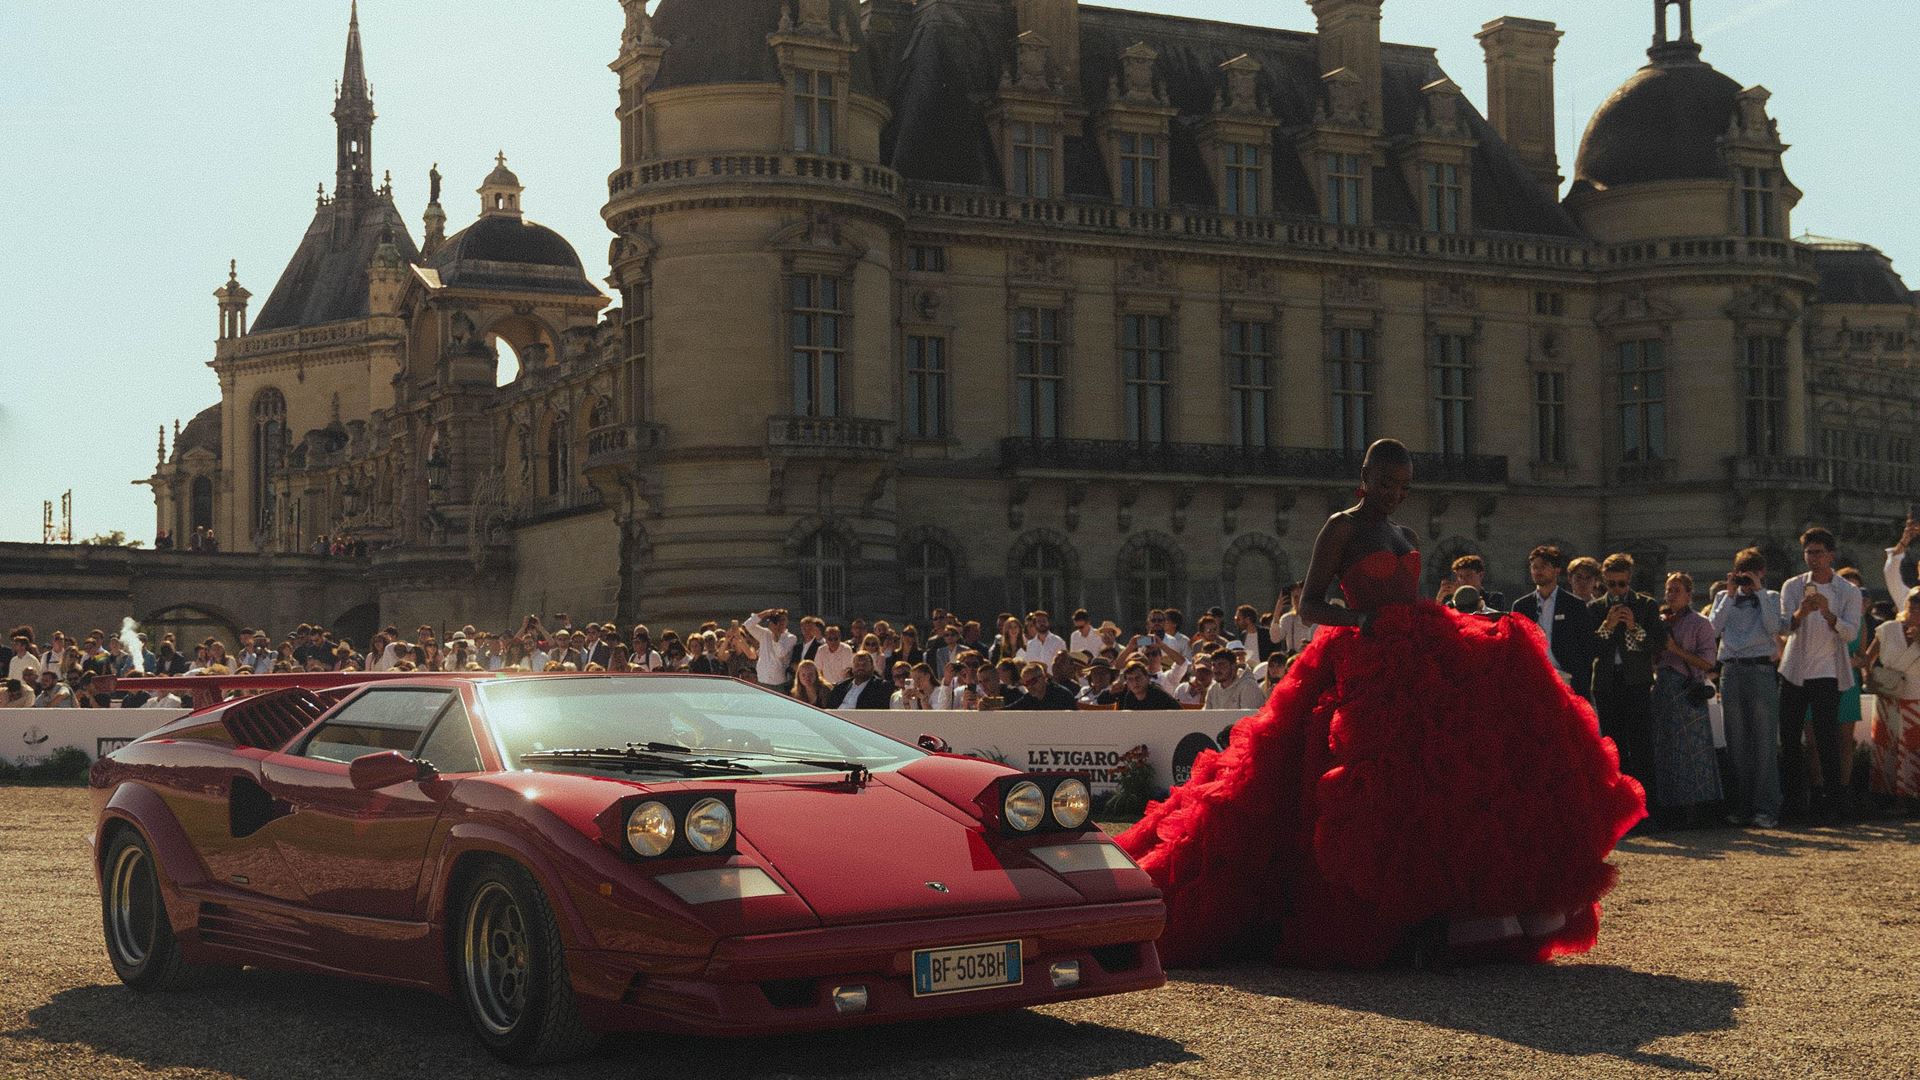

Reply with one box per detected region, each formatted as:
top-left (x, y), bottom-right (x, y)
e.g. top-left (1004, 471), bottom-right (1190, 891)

top-left (2, 787), bottom-right (1915, 1079)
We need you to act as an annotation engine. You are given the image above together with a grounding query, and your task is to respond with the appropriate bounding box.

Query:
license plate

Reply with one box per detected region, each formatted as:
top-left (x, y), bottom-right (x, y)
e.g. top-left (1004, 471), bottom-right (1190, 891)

top-left (911, 940), bottom-right (1023, 997)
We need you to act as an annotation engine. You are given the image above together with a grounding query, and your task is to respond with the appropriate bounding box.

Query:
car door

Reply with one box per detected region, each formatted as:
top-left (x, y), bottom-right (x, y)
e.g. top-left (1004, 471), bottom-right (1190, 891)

top-left (257, 688), bottom-right (462, 920)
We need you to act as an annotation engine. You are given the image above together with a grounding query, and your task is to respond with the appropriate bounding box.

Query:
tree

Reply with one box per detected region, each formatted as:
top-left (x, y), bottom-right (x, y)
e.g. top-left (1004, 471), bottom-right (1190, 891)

top-left (78, 530), bottom-right (144, 549)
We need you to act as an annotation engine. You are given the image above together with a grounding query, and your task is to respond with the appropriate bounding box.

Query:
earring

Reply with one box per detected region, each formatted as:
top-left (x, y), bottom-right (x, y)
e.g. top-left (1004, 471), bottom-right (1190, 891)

top-left (1354, 487), bottom-right (1367, 501)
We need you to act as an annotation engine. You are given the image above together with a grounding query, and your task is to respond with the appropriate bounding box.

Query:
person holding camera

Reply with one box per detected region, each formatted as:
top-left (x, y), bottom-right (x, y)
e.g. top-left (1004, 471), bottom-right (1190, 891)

top-left (1708, 547), bottom-right (1785, 827)
top-left (1588, 553), bottom-right (1668, 809)
top-left (1778, 526), bottom-right (1863, 824)
top-left (1651, 573), bottom-right (1722, 827)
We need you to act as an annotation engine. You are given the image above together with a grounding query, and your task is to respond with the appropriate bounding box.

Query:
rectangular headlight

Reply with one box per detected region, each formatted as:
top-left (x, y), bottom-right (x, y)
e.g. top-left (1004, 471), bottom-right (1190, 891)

top-left (655, 866), bottom-right (786, 904)
top-left (1029, 842), bottom-right (1137, 874)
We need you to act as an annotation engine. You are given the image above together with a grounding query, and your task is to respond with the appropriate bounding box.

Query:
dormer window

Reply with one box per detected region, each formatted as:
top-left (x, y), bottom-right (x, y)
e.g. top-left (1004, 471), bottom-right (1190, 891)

top-left (1325, 154), bottom-right (1365, 225)
top-left (1010, 122), bottom-right (1057, 198)
top-left (1118, 132), bottom-right (1162, 208)
top-left (1738, 167), bottom-right (1777, 237)
top-left (792, 70), bottom-right (837, 154)
top-left (1424, 163), bottom-right (1463, 233)
top-left (1223, 144), bottom-right (1264, 216)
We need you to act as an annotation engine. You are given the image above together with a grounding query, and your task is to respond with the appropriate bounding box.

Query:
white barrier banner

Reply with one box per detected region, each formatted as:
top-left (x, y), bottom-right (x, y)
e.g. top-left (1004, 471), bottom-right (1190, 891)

top-left (3, 705), bottom-right (1256, 789)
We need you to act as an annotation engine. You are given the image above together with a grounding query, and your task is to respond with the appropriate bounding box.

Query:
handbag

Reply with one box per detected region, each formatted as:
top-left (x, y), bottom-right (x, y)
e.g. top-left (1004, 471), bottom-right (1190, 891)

top-left (1684, 680), bottom-right (1716, 707)
top-left (1865, 662), bottom-right (1905, 698)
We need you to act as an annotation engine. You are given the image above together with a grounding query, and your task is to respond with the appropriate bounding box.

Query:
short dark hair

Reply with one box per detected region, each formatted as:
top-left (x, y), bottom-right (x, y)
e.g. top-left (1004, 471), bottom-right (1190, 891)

top-left (1734, 547), bottom-right (1767, 574)
top-left (1235, 604), bottom-right (1258, 621)
top-left (1800, 526), bottom-right (1837, 551)
top-left (1071, 608), bottom-right (1090, 621)
top-left (1528, 545), bottom-right (1566, 570)
top-left (1450, 555), bottom-right (1487, 575)
top-left (1602, 553), bottom-right (1635, 575)
top-left (1361, 438), bottom-right (1413, 476)
top-left (1162, 608), bottom-right (1184, 629)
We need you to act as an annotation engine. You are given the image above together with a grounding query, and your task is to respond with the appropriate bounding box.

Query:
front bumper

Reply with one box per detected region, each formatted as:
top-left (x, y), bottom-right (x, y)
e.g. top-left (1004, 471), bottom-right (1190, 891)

top-left (568, 899), bottom-right (1165, 1035)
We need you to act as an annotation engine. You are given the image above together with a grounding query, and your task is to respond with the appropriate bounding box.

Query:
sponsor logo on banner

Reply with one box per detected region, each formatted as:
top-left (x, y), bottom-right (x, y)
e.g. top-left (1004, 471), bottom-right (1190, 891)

top-left (97, 737), bottom-right (135, 758)
top-left (1169, 732), bottom-right (1221, 786)
top-left (1023, 745), bottom-right (1131, 790)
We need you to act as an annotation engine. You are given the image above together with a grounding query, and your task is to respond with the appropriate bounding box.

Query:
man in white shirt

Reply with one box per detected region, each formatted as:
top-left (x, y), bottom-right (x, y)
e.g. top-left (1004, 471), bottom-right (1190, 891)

top-left (1158, 608), bottom-right (1192, 660)
top-left (1205, 647), bottom-right (1267, 712)
top-left (239, 631), bottom-right (276, 675)
top-left (1067, 609), bottom-right (1103, 659)
top-left (1269, 583), bottom-right (1314, 659)
top-left (1886, 521), bottom-right (1920, 605)
top-left (1777, 526), bottom-right (1863, 822)
top-left (813, 625), bottom-right (854, 686)
top-left (742, 609), bottom-right (798, 691)
top-left (1015, 610), bottom-right (1067, 665)
top-left (1233, 605), bottom-right (1266, 662)
top-left (8, 629), bottom-right (45, 684)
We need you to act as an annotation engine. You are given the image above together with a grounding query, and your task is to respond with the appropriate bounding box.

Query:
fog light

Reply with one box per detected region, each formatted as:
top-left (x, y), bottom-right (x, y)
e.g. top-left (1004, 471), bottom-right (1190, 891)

top-left (831, 984), bottom-right (869, 1015)
top-left (1049, 960), bottom-right (1081, 989)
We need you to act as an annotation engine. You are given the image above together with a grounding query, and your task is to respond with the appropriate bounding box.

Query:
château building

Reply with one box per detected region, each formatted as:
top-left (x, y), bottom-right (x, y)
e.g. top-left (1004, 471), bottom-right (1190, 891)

top-left (141, 0), bottom-right (1920, 639)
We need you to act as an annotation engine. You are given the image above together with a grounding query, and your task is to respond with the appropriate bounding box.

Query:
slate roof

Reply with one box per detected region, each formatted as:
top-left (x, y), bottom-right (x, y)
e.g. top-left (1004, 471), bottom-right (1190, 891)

top-left (251, 197), bottom-right (421, 333)
top-left (427, 216), bottom-right (602, 297)
top-left (1808, 243), bottom-right (1914, 306)
top-left (173, 404), bottom-right (222, 460)
top-left (1572, 45), bottom-right (1744, 195)
top-left (649, 0), bottom-right (876, 96)
top-left (877, 2), bottom-right (1580, 236)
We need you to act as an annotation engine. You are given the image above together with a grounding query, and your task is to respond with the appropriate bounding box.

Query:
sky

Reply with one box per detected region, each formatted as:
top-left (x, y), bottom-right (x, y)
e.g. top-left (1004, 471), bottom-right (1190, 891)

top-left (1, 0), bottom-right (1912, 544)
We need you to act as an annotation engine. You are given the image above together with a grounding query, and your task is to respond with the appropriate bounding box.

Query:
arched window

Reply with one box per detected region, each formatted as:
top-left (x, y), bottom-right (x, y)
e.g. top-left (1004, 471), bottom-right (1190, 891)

top-left (1227, 549), bottom-right (1279, 612)
top-left (589, 396), bottom-right (615, 430)
top-left (904, 539), bottom-right (954, 619)
top-left (545, 412), bottom-right (572, 499)
top-left (1018, 542), bottom-right (1068, 620)
top-left (1122, 541), bottom-right (1176, 624)
top-left (190, 477), bottom-right (214, 533)
top-left (251, 389), bottom-right (287, 532)
top-left (800, 530), bottom-right (848, 621)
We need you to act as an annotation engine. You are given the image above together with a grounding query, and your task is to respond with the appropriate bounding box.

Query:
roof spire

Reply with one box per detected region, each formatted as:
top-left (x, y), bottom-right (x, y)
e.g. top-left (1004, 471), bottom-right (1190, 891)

top-left (333, 2), bottom-right (376, 201)
top-left (341, 1), bottom-right (369, 103)
top-left (1650, 0), bottom-right (1702, 63)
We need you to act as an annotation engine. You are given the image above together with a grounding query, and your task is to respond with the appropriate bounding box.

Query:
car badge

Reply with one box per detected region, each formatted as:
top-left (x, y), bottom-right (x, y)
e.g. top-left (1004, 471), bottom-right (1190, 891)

top-left (925, 881), bottom-right (950, 893)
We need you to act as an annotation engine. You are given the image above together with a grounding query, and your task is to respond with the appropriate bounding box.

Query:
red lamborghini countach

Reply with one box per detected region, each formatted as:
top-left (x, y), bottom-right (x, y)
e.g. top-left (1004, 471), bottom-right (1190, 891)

top-left (90, 673), bottom-right (1165, 1063)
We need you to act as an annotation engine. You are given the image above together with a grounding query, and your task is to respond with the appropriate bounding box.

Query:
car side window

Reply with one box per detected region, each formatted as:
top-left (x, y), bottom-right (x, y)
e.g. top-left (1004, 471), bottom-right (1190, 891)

top-left (417, 698), bottom-right (484, 774)
top-left (301, 689), bottom-right (452, 764)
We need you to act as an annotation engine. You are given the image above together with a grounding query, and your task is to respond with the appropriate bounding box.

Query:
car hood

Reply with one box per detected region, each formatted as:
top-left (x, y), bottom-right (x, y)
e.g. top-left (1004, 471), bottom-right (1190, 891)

top-left (733, 776), bottom-right (1086, 926)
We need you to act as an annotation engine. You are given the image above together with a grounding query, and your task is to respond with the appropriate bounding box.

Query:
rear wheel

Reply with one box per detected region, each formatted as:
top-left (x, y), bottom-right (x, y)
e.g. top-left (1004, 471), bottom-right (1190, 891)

top-left (455, 861), bottom-right (598, 1064)
top-left (101, 830), bottom-right (207, 989)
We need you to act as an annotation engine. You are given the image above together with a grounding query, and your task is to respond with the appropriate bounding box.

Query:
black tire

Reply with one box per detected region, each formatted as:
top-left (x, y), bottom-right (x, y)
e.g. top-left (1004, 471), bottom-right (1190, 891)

top-left (101, 829), bottom-right (208, 990)
top-left (454, 860), bottom-right (599, 1064)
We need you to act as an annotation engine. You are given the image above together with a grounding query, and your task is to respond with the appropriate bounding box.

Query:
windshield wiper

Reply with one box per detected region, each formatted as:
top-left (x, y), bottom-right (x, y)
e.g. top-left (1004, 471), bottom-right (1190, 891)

top-left (521, 746), bottom-right (762, 777)
top-left (638, 741), bottom-right (871, 784)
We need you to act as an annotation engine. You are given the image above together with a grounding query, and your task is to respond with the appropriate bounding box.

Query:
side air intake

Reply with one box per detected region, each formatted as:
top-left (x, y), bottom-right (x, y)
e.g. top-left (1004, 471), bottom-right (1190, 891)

top-left (219, 688), bottom-right (326, 751)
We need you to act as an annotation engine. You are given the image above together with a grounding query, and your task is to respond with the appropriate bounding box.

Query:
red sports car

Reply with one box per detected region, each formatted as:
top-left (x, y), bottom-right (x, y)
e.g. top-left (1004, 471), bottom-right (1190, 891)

top-left (91, 673), bottom-right (1165, 1063)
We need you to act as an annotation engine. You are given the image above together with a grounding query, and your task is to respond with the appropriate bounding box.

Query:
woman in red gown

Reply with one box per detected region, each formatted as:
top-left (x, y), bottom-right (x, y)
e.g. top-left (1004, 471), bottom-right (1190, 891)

top-left (1117, 440), bottom-right (1645, 969)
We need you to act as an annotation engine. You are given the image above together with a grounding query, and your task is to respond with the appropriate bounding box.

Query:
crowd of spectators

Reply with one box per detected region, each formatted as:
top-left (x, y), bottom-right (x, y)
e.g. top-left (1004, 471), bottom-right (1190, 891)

top-left (9, 521), bottom-right (1918, 828)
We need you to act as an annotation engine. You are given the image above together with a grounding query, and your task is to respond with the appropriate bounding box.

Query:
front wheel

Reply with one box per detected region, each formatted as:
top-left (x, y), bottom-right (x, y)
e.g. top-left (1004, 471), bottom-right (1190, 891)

top-left (101, 829), bottom-right (208, 989)
top-left (455, 861), bottom-right (599, 1064)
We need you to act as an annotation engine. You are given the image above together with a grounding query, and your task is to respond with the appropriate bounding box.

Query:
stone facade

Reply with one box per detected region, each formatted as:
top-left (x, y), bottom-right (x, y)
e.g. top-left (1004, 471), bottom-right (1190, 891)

top-left (129, 0), bottom-right (1919, 642)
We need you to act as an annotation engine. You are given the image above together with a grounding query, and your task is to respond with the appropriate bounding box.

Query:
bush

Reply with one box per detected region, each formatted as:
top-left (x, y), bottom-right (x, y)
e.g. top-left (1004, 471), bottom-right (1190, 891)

top-left (0, 747), bottom-right (94, 787)
top-left (1100, 745), bottom-right (1157, 821)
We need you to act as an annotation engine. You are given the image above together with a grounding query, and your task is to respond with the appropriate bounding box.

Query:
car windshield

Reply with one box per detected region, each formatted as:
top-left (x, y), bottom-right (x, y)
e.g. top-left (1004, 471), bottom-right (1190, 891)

top-left (476, 675), bottom-right (923, 777)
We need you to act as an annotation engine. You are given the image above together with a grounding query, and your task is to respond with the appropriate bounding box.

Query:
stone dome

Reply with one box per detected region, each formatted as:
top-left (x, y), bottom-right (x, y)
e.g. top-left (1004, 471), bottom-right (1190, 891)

top-left (428, 216), bottom-right (601, 296)
top-left (1572, 43), bottom-right (1741, 193)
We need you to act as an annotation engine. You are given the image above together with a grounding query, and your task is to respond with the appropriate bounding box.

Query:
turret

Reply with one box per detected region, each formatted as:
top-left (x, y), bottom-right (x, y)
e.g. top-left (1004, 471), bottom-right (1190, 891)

top-left (214, 260), bottom-right (250, 340)
top-left (332, 1), bottom-right (376, 212)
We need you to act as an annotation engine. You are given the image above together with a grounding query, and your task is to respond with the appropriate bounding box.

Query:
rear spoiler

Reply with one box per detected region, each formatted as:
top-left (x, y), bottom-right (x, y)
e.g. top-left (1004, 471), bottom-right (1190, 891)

top-left (115, 671), bottom-right (501, 711)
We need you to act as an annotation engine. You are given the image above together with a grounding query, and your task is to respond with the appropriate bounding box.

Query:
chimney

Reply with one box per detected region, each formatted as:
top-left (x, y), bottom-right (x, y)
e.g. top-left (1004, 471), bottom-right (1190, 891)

top-left (1308, 0), bottom-right (1383, 129)
top-left (1014, 0), bottom-right (1080, 88)
top-left (1476, 16), bottom-right (1564, 195)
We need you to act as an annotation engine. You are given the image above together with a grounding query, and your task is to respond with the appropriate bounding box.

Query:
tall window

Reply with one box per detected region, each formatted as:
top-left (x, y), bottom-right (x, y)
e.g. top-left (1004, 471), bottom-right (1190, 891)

top-left (1223, 143), bottom-right (1263, 216)
top-left (190, 476), bottom-right (215, 534)
top-left (1010, 122), bottom-right (1056, 199)
top-left (1123, 542), bottom-right (1176, 622)
top-left (1429, 334), bottom-right (1474, 456)
top-left (1118, 132), bottom-right (1160, 208)
top-left (792, 71), bottom-right (836, 153)
top-left (1018, 542), bottom-right (1068, 618)
top-left (1616, 339), bottom-right (1668, 463)
top-left (1424, 162), bottom-right (1462, 233)
top-left (904, 539), bottom-right (954, 618)
top-left (800, 530), bottom-right (848, 622)
top-left (1325, 153), bottom-right (1364, 225)
top-left (1226, 320), bottom-right (1274, 448)
top-left (1329, 328), bottom-right (1375, 456)
top-left (1122, 314), bottom-right (1172, 445)
top-left (544, 414), bottom-right (573, 499)
top-left (1534, 370), bottom-right (1568, 465)
top-left (790, 274), bottom-right (843, 417)
top-left (251, 389), bottom-right (286, 533)
top-left (1742, 335), bottom-right (1788, 456)
top-left (905, 335), bottom-right (948, 439)
top-left (1014, 306), bottom-right (1064, 438)
top-left (1738, 167), bottom-right (1777, 238)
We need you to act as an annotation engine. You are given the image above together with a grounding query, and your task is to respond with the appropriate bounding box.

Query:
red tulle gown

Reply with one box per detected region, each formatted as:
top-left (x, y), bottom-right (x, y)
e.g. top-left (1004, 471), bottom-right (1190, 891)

top-left (1117, 550), bottom-right (1646, 968)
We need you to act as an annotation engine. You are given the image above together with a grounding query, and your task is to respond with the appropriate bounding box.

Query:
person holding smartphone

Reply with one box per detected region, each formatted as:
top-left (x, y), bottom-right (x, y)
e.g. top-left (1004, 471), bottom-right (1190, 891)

top-left (1709, 546), bottom-right (1785, 827)
top-left (1587, 553), bottom-right (1669, 816)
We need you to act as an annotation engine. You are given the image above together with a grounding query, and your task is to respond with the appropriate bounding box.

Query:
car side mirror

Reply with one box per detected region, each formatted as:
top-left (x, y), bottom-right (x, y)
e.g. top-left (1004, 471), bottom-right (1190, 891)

top-left (917, 733), bottom-right (951, 754)
top-left (348, 750), bottom-right (426, 790)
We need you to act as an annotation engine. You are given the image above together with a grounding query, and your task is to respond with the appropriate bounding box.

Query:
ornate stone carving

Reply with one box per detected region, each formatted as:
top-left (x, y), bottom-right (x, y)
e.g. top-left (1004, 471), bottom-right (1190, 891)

top-left (1324, 272), bottom-right (1380, 306)
top-left (1222, 261), bottom-right (1277, 298)
top-left (1113, 42), bottom-right (1164, 105)
top-left (1594, 286), bottom-right (1681, 327)
top-left (1321, 67), bottom-right (1366, 127)
top-left (1118, 257), bottom-right (1175, 292)
top-left (1427, 493), bottom-right (1451, 540)
top-left (1218, 54), bottom-right (1263, 115)
top-left (1010, 248), bottom-right (1068, 283)
top-left (1008, 30), bottom-right (1054, 91)
top-left (1426, 278), bottom-right (1478, 312)
top-left (1171, 485), bottom-right (1196, 534)
top-left (1726, 284), bottom-right (1800, 324)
